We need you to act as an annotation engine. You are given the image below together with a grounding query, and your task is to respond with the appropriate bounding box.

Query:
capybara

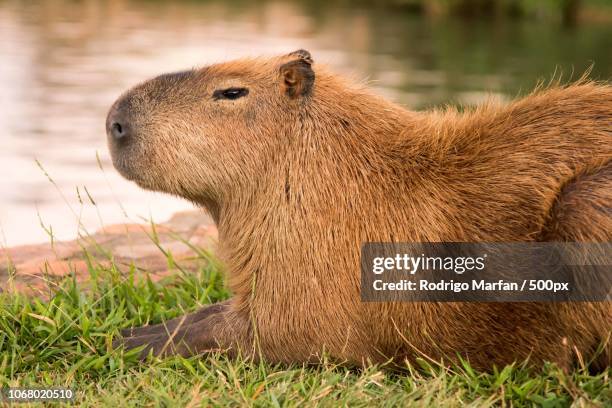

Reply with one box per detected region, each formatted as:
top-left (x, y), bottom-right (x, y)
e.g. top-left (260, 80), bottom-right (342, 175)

top-left (107, 50), bottom-right (611, 371)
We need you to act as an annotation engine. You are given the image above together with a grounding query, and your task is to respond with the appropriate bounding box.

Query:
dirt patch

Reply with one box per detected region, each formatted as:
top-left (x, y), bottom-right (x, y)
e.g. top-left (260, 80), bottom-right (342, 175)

top-left (0, 211), bottom-right (217, 297)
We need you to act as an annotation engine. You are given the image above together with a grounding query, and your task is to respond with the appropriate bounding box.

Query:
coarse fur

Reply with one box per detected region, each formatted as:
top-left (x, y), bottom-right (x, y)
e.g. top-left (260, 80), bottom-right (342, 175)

top-left (107, 50), bottom-right (611, 371)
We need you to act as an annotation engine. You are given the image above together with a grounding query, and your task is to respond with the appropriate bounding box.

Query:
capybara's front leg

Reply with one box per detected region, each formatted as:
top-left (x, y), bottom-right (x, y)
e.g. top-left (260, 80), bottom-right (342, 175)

top-left (120, 300), bottom-right (231, 338)
top-left (116, 301), bottom-right (254, 360)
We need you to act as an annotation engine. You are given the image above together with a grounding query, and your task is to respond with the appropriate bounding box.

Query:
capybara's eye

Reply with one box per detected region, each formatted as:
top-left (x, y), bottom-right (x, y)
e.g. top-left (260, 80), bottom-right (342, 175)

top-left (213, 87), bottom-right (249, 101)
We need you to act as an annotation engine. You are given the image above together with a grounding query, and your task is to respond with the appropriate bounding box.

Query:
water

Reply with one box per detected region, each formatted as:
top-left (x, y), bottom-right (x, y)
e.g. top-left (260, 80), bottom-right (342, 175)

top-left (1, 0), bottom-right (610, 246)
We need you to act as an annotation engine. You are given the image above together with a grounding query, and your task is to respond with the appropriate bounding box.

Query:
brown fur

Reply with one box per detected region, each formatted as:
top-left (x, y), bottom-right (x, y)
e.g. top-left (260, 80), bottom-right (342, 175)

top-left (107, 50), bottom-right (611, 371)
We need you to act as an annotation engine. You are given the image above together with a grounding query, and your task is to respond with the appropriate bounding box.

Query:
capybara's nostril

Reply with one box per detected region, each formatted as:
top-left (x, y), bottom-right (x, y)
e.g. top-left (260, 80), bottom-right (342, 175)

top-left (111, 121), bottom-right (127, 141)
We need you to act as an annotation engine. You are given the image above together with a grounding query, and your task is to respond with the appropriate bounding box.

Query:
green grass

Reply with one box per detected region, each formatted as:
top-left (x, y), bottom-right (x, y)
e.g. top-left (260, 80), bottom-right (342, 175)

top-left (0, 252), bottom-right (610, 407)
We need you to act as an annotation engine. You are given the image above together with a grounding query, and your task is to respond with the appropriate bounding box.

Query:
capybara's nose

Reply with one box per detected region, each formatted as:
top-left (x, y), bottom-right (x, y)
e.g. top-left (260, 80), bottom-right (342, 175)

top-left (106, 107), bottom-right (131, 143)
top-left (111, 121), bottom-right (126, 140)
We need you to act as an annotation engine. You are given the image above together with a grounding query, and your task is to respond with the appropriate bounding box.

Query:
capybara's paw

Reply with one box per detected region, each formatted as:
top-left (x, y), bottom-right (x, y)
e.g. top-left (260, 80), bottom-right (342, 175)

top-left (113, 302), bottom-right (233, 359)
top-left (118, 302), bottom-right (231, 339)
top-left (119, 322), bottom-right (172, 339)
top-left (120, 326), bottom-right (136, 338)
top-left (114, 332), bottom-right (182, 360)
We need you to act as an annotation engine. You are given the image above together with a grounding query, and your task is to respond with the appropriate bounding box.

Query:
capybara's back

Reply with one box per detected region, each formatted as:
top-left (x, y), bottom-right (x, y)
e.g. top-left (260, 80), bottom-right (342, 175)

top-left (108, 50), bottom-right (611, 371)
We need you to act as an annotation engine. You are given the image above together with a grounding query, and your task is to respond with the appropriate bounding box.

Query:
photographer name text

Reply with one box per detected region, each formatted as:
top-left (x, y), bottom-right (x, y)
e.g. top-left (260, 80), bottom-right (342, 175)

top-left (373, 279), bottom-right (570, 293)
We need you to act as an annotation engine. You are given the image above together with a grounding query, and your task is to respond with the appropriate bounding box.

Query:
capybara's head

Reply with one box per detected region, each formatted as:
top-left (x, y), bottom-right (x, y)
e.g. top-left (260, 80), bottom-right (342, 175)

top-left (106, 50), bottom-right (316, 209)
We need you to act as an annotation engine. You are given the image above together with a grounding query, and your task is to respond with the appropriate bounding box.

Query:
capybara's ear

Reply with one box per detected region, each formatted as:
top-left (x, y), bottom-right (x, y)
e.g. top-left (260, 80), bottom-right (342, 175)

top-left (280, 49), bottom-right (315, 98)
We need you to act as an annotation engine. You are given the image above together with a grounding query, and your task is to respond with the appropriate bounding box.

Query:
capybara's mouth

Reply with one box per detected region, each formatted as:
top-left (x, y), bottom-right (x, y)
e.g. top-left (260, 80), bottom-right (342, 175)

top-left (109, 142), bottom-right (169, 193)
top-left (107, 134), bottom-right (146, 184)
top-left (109, 150), bottom-right (138, 182)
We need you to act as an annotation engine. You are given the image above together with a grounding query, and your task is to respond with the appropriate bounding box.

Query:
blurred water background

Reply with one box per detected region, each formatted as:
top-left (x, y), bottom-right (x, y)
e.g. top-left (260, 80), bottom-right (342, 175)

top-left (0, 0), bottom-right (611, 246)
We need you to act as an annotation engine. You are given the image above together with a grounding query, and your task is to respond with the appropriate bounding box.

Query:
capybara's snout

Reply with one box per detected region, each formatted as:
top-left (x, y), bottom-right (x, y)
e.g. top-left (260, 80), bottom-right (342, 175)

top-left (106, 69), bottom-right (200, 169)
top-left (105, 92), bottom-right (142, 181)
